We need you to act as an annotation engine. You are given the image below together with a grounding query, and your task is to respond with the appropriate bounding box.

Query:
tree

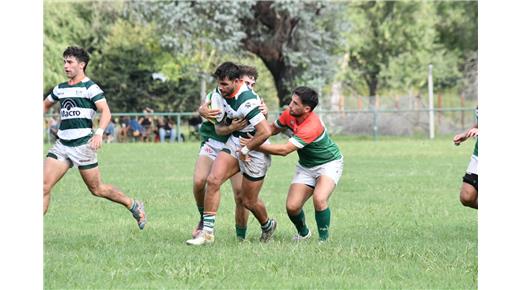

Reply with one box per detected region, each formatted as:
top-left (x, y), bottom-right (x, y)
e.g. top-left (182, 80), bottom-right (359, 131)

top-left (343, 1), bottom-right (461, 105)
top-left (342, 1), bottom-right (478, 103)
top-left (435, 1), bottom-right (478, 100)
top-left (91, 20), bottom-right (199, 112)
top-left (128, 0), bottom-right (343, 106)
top-left (44, 1), bottom-right (92, 92)
top-left (241, 1), bottom-right (343, 104)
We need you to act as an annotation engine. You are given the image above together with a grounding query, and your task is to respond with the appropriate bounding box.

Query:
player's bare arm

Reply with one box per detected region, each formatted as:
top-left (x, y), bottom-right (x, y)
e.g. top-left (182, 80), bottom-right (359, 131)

top-left (237, 119), bottom-right (271, 160)
top-left (453, 123), bottom-right (478, 145)
top-left (43, 99), bottom-right (54, 114)
top-left (198, 100), bottom-right (221, 120)
top-left (215, 118), bottom-right (247, 136)
top-left (240, 136), bottom-right (297, 156)
top-left (91, 100), bottom-right (111, 150)
top-left (270, 123), bottom-right (282, 136)
top-left (259, 99), bottom-right (268, 118)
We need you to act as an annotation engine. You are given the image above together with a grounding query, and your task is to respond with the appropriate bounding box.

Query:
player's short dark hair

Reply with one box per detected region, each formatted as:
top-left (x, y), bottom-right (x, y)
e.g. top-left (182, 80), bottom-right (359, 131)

top-left (293, 86), bottom-right (319, 111)
top-left (213, 62), bottom-right (240, 81)
top-left (238, 65), bottom-right (258, 80)
top-left (63, 46), bottom-right (90, 72)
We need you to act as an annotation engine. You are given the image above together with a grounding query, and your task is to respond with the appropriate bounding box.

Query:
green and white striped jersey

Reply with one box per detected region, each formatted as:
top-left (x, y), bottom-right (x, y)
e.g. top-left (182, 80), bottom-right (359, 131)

top-left (199, 89), bottom-right (231, 144)
top-left (473, 107), bottom-right (478, 157)
top-left (46, 77), bottom-right (105, 146)
top-left (219, 82), bottom-right (263, 137)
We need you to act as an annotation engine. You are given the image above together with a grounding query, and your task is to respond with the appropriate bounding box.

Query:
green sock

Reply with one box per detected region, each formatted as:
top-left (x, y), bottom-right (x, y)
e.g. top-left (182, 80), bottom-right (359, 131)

top-left (315, 208), bottom-right (331, 241)
top-left (235, 225), bottom-right (247, 240)
top-left (288, 210), bottom-right (309, 236)
top-left (197, 206), bottom-right (204, 221)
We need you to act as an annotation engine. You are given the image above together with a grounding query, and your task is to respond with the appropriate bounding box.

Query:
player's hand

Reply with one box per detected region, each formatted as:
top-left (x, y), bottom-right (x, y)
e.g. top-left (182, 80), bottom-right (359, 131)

top-left (465, 128), bottom-right (478, 139)
top-left (230, 118), bottom-right (248, 131)
top-left (453, 133), bottom-right (466, 145)
top-left (90, 134), bottom-right (103, 150)
top-left (237, 149), bottom-right (252, 162)
top-left (239, 133), bottom-right (254, 146)
top-left (199, 100), bottom-right (221, 119)
top-left (259, 99), bottom-right (268, 116)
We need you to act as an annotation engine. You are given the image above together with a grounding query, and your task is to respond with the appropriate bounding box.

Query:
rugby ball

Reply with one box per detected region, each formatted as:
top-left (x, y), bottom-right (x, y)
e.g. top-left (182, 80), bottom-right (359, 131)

top-left (208, 93), bottom-right (225, 124)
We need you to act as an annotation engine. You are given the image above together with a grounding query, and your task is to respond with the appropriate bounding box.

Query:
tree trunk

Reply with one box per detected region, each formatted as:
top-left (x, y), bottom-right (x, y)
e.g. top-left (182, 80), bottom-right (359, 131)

top-left (367, 76), bottom-right (378, 108)
top-left (260, 58), bottom-right (292, 106)
top-left (241, 1), bottom-right (300, 107)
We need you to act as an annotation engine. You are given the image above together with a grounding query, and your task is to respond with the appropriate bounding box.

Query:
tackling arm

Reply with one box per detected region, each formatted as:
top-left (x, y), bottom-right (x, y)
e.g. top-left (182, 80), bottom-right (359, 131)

top-left (257, 142), bottom-right (298, 156)
top-left (240, 119), bottom-right (271, 153)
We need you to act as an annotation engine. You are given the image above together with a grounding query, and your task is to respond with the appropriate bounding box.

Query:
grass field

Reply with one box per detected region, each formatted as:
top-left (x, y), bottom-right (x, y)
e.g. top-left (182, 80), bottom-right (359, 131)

top-left (44, 137), bottom-right (477, 289)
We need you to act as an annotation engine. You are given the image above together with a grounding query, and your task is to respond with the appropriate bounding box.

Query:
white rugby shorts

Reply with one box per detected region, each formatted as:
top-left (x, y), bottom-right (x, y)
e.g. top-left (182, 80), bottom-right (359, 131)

top-left (199, 138), bottom-right (226, 160)
top-left (47, 139), bottom-right (98, 170)
top-left (466, 154), bottom-right (478, 175)
top-left (224, 136), bottom-right (271, 180)
top-left (292, 157), bottom-right (344, 187)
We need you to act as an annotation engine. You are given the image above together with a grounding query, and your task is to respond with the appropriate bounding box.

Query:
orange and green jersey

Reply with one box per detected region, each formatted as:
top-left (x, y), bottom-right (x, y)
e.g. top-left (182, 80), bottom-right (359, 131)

top-left (274, 109), bottom-right (342, 168)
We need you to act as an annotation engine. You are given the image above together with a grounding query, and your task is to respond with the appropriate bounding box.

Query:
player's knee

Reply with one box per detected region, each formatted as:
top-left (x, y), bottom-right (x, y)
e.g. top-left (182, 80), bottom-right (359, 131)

top-left (313, 198), bottom-right (328, 211)
top-left (286, 203), bottom-right (301, 216)
top-left (460, 189), bottom-right (476, 207)
top-left (206, 174), bottom-right (224, 190)
top-left (87, 183), bottom-right (104, 197)
top-left (193, 175), bottom-right (207, 190)
top-left (234, 193), bottom-right (244, 206)
top-left (241, 197), bottom-right (257, 210)
top-left (43, 181), bottom-right (52, 196)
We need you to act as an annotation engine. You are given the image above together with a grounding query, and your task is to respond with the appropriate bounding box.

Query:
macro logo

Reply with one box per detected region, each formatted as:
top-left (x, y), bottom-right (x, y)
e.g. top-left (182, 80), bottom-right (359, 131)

top-left (61, 99), bottom-right (81, 117)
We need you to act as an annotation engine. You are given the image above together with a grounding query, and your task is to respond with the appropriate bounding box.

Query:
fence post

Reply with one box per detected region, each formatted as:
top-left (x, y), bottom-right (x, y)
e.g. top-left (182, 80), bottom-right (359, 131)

top-left (428, 64), bottom-right (435, 139)
top-left (372, 103), bottom-right (378, 141)
top-left (176, 114), bottom-right (182, 142)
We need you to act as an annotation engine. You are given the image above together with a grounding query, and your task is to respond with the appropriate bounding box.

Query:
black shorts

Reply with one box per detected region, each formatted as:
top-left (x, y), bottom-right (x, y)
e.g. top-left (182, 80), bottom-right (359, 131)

top-left (462, 173), bottom-right (478, 191)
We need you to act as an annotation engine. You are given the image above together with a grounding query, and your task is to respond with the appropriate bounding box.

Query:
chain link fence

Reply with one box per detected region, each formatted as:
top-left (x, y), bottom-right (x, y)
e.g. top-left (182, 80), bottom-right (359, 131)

top-left (44, 106), bottom-right (475, 145)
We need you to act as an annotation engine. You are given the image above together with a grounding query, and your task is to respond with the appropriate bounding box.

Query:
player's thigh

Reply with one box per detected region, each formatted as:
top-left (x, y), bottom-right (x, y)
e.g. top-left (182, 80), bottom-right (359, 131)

top-left (193, 155), bottom-right (214, 185)
top-left (79, 166), bottom-right (102, 191)
top-left (313, 175), bottom-right (337, 206)
top-left (230, 172), bottom-right (243, 196)
top-left (286, 183), bottom-right (314, 212)
top-left (43, 157), bottom-right (70, 191)
top-left (208, 151), bottom-right (240, 184)
top-left (241, 177), bottom-right (264, 201)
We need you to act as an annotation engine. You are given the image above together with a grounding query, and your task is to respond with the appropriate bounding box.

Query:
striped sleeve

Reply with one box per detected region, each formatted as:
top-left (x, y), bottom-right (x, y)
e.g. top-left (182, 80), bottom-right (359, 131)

top-left (46, 86), bottom-right (60, 103)
top-left (88, 84), bottom-right (105, 102)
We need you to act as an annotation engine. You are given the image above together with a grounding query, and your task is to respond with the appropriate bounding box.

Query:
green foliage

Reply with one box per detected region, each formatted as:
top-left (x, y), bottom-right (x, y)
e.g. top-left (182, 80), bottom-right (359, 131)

top-left (91, 20), bottom-right (200, 112)
top-left (44, 1), bottom-right (477, 111)
top-left (128, 1), bottom-right (343, 106)
top-left (43, 1), bottom-right (91, 92)
top-left (44, 139), bottom-right (477, 289)
top-left (343, 1), bottom-right (474, 99)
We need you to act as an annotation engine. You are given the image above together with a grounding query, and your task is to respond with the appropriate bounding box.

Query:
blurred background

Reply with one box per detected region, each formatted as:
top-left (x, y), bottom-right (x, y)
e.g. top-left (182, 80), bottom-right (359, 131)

top-left (44, 0), bottom-right (477, 141)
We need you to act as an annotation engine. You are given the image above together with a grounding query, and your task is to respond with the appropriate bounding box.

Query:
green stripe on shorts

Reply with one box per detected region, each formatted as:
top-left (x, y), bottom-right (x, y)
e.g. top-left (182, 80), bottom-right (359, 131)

top-left (79, 162), bottom-right (98, 170)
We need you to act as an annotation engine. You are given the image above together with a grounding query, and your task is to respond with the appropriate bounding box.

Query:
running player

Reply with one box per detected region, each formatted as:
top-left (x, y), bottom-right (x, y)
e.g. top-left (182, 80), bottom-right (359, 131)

top-left (43, 46), bottom-right (147, 229)
top-left (453, 107), bottom-right (478, 209)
